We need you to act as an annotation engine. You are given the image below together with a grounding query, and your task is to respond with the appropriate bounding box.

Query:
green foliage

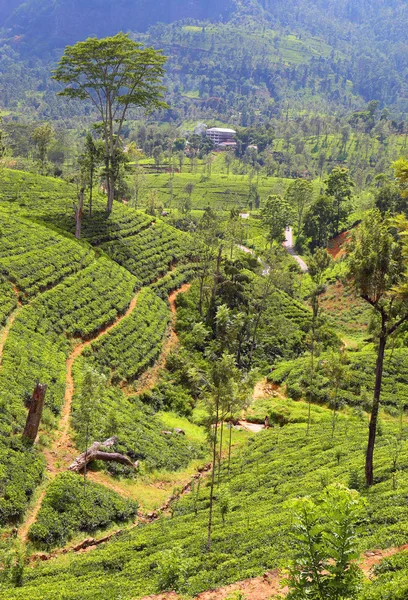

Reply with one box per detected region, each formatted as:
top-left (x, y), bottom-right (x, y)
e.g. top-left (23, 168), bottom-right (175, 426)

top-left (0, 276), bottom-right (17, 325)
top-left (101, 221), bottom-right (191, 285)
top-left (28, 473), bottom-right (138, 548)
top-left (0, 209), bottom-right (93, 298)
top-left (17, 257), bottom-right (137, 341)
top-left (150, 263), bottom-right (197, 300)
top-left (261, 194), bottom-right (292, 245)
top-left (71, 377), bottom-right (205, 472)
top-left (5, 413), bottom-right (408, 599)
top-left (82, 287), bottom-right (170, 383)
top-left (284, 485), bottom-right (364, 599)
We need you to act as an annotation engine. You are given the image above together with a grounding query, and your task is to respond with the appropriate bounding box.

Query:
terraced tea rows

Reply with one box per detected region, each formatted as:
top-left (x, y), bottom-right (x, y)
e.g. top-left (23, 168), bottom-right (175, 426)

top-left (4, 410), bottom-right (408, 600)
top-left (101, 221), bottom-right (190, 285)
top-left (17, 257), bottom-right (138, 342)
top-left (0, 210), bottom-right (92, 298)
top-left (0, 172), bottom-right (199, 533)
top-left (82, 288), bottom-right (171, 383)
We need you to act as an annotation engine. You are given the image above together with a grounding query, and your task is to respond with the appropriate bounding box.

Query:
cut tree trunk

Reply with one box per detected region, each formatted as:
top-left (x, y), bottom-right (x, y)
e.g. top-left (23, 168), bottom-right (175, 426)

top-left (23, 383), bottom-right (47, 442)
top-left (68, 437), bottom-right (139, 473)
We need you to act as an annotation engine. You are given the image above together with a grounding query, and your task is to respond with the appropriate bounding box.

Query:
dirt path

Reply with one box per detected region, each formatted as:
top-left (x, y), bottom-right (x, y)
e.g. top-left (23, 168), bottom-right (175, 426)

top-left (124, 284), bottom-right (191, 397)
top-left (283, 227), bottom-right (308, 273)
top-left (141, 545), bottom-right (408, 600)
top-left (18, 291), bottom-right (141, 541)
top-left (18, 488), bottom-right (47, 543)
top-left (19, 283), bottom-right (191, 542)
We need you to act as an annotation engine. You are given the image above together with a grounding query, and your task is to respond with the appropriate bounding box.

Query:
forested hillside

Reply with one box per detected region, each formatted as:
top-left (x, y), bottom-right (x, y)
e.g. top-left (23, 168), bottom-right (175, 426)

top-left (0, 0), bottom-right (407, 120)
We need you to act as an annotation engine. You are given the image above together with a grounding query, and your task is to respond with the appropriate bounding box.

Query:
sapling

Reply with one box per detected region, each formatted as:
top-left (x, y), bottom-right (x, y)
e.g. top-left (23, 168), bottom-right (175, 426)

top-left (284, 484), bottom-right (365, 600)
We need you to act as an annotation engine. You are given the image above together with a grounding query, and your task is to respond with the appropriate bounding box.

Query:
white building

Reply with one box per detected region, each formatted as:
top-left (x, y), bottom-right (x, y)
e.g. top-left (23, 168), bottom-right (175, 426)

top-left (206, 127), bottom-right (237, 146)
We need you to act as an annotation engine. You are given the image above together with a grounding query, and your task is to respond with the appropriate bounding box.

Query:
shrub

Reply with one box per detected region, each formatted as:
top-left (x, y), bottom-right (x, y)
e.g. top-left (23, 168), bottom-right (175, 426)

top-left (28, 473), bottom-right (139, 548)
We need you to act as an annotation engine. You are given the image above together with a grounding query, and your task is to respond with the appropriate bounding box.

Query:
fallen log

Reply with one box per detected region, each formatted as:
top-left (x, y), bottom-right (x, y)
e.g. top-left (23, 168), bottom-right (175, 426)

top-left (68, 436), bottom-right (139, 473)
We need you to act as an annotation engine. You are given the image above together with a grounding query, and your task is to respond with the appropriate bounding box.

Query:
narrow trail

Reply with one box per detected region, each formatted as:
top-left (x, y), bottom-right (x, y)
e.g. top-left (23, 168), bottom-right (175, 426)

top-left (283, 227), bottom-right (308, 273)
top-left (20, 283), bottom-right (191, 542)
top-left (141, 545), bottom-right (408, 600)
top-left (18, 489), bottom-right (47, 543)
top-left (18, 291), bottom-right (141, 542)
top-left (123, 283), bottom-right (191, 397)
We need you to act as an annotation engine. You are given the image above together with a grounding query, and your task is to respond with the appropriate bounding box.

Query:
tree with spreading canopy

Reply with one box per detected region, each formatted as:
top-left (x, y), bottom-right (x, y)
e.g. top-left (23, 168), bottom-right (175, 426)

top-left (53, 32), bottom-right (167, 215)
top-left (346, 209), bottom-right (408, 486)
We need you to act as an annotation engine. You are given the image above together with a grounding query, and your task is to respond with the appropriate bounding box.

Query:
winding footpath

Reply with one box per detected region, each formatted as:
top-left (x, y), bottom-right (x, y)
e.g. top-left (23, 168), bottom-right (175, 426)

top-left (237, 227), bottom-right (308, 275)
top-left (283, 227), bottom-right (308, 272)
top-left (18, 283), bottom-right (192, 543)
top-left (18, 290), bottom-right (142, 542)
top-left (0, 288), bottom-right (21, 365)
top-left (127, 283), bottom-right (191, 396)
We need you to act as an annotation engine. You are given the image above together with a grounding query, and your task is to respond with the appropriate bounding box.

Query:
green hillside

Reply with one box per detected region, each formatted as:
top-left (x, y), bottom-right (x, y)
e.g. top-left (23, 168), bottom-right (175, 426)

top-left (2, 407), bottom-right (408, 598)
top-left (1, 1), bottom-right (408, 592)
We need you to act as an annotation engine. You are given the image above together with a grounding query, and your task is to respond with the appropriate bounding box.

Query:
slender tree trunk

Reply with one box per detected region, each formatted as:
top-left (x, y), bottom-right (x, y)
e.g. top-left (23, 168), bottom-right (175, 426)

top-left (248, 313), bottom-right (262, 369)
top-left (227, 420), bottom-right (233, 475)
top-left (331, 384), bottom-right (339, 438)
top-left (23, 383), bottom-right (47, 442)
top-left (217, 420), bottom-right (224, 485)
top-left (366, 333), bottom-right (387, 486)
top-left (89, 165), bottom-right (94, 217)
top-left (75, 188), bottom-right (84, 240)
top-left (198, 274), bottom-right (205, 316)
top-left (207, 396), bottom-right (219, 552)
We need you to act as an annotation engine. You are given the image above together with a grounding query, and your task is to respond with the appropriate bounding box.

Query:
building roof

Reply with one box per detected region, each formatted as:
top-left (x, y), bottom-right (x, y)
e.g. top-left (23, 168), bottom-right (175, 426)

top-left (207, 127), bottom-right (237, 134)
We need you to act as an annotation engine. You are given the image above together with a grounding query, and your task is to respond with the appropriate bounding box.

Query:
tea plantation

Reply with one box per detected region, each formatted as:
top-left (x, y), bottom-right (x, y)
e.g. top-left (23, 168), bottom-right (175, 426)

top-left (0, 170), bottom-right (198, 531)
top-left (1, 167), bottom-right (408, 600)
top-left (2, 407), bottom-right (408, 599)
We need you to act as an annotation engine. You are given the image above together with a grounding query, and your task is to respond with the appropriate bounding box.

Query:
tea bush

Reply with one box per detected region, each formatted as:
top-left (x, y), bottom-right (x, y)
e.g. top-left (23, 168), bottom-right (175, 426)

top-left (70, 370), bottom-right (205, 473)
top-left (270, 347), bottom-right (408, 409)
top-left (101, 222), bottom-right (191, 285)
top-left (150, 263), bottom-right (197, 300)
top-left (0, 277), bottom-right (17, 325)
top-left (82, 288), bottom-right (171, 383)
top-left (16, 257), bottom-right (138, 341)
top-left (28, 472), bottom-right (139, 548)
top-left (0, 209), bottom-right (92, 297)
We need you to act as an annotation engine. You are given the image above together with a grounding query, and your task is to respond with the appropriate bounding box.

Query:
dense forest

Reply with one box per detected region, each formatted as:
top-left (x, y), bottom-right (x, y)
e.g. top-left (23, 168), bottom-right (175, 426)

top-left (1, 2), bottom-right (408, 599)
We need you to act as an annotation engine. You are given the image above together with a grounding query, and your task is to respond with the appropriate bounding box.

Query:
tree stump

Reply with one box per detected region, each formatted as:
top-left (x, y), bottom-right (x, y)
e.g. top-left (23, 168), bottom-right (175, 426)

top-left (23, 383), bottom-right (47, 442)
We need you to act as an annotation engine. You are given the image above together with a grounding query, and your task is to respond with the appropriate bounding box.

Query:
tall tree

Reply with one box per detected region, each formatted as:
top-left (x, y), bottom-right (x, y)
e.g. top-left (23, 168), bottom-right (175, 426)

top-left (32, 123), bottom-right (54, 175)
top-left (53, 33), bottom-right (167, 215)
top-left (325, 167), bottom-right (354, 236)
top-left (284, 179), bottom-right (314, 239)
top-left (261, 194), bottom-right (292, 246)
top-left (393, 158), bottom-right (408, 197)
top-left (346, 209), bottom-right (408, 485)
top-left (304, 195), bottom-right (334, 249)
top-left (206, 353), bottom-right (240, 552)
